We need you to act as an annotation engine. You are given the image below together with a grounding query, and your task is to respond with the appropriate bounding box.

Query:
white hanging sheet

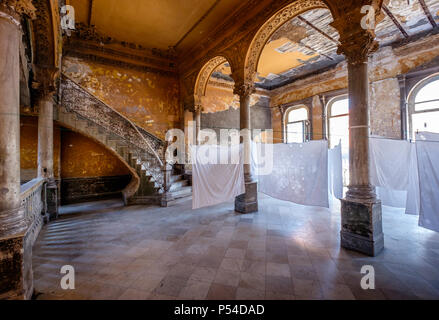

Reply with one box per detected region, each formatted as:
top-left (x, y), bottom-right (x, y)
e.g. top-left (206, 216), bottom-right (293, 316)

top-left (191, 144), bottom-right (245, 210)
top-left (416, 132), bottom-right (439, 232)
top-left (328, 143), bottom-right (343, 201)
top-left (256, 140), bottom-right (329, 208)
top-left (369, 137), bottom-right (420, 215)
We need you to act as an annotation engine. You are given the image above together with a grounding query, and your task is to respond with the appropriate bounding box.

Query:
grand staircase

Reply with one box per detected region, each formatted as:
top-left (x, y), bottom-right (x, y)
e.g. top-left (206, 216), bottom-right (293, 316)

top-left (56, 75), bottom-right (192, 206)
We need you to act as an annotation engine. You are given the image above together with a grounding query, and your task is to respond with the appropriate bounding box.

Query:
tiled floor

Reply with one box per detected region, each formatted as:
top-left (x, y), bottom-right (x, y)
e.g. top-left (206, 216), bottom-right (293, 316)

top-left (32, 194), bottom-right (439, 300)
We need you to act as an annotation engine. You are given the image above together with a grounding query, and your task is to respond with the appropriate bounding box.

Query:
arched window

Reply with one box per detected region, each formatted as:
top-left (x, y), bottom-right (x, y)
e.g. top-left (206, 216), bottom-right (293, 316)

top-left (327, 95), bottom-right (349, 185)
top-left (327, 95), bottom-right (349, 149)
top-left (408, 74), bottom-right (439, 140)
top-left (284, 106), bottom-right (309, 143)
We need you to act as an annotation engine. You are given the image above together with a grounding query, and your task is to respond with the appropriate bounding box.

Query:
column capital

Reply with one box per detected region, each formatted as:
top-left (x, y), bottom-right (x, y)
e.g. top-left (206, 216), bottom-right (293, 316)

top-left (233, 82), bottom-right (255, 98)
top-left (194, 104), bottom-right (203, 113)
top-left (337, 29), bottom-right (379, 65)
top-left (32, 65), bottom-right (59, 99)
top-left (0, 0), bottom-right (36, 24)
top-left (330, 2), bottom-right (382, 65)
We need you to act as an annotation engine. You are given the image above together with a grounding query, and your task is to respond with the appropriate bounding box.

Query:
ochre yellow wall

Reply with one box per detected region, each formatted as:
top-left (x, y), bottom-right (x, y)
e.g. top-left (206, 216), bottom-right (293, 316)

top-left (20, 117), bottom-right (127, 180)
top-left (202, 84), bottom-right (262, 113)
top-left (63, 56), bottom-right (181, 139)
top-left (202, 85), bottom-right (238, 113)
top-left (20, 116), bottom-right (61, 180)
top-left (271, 107), bottom-right (283, 143)
top-left (61, 130), bottom-right (130, 178)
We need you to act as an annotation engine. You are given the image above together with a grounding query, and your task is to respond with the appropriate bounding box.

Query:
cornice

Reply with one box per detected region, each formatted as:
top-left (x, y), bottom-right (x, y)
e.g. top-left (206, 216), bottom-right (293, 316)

top-left (63, 38), bottom-right (178, 76)
top-left (74, 23), bottom-right (177, 61)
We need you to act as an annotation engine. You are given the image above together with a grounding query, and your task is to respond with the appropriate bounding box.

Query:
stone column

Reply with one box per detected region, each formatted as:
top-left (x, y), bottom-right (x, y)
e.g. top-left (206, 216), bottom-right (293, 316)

top-left (194, 105), bottom-right (201, 144)
top-left (36, 80), bottom-right (58, 220)
top-left (234, 82), bottom-right (258, 213)
top-left (334, 23), bottom-right (384, 256)
top-left (0, 0), bottom-right (36, 300)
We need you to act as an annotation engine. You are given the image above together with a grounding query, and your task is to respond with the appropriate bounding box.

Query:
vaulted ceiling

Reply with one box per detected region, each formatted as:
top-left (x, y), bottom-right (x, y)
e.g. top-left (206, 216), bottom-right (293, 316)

top-left (67, 0), bottom-right (439, 90)
top-left (253, 0), bottom-right (439, 89)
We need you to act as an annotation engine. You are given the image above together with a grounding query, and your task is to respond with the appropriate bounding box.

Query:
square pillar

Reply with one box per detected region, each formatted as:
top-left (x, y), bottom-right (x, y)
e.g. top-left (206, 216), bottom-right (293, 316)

top-left (340, 198), bottom-right (384, 256)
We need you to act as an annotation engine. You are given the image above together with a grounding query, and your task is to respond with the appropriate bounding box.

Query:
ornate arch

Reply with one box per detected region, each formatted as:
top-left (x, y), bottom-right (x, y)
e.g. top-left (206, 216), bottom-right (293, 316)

top-left (244, 0), bottom-right (329, 84)
top-left (32, 0), bottom-right (61, 90)
top-left (194, 56), bottom-right (229, 106)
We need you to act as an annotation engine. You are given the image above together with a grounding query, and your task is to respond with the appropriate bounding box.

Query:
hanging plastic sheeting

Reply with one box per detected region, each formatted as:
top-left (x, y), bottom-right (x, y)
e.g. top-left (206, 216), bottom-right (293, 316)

top-left (328, 143), bottom-right (343, 203)
top-left (191, 143), bottom-right (245, 210)
top-left (256, 140), bottom-right (329, 208)
top-left (416, 132), bottom-right (439, 232)
top-left (369, 136), bottom-right (420, 215)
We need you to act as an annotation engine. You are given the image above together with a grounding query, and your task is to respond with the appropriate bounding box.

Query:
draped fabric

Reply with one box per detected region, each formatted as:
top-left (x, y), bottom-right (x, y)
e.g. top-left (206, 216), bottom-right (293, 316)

top-left (256, 141), bottom-right (329, 208)
top-left (416, 132), bottom-right (439, 232)
top-left (328, 143), bottom-right (343, 201)
top-left (369, 137), bottom-right (420, 215)
top-left (191, 144), bottom-right (245, 210)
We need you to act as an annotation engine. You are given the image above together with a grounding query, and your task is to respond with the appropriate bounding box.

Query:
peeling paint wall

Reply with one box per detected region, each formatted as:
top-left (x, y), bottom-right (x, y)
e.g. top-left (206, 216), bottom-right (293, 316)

top-left (63, 56), bottom-right (181, 139)
top-left (271, 107), bottom-right (283, 143)
top-left (200, 83), bottom-right (272, 141)
top-left (20, 116), bottom-right (60, 182)
top-left (271, 33), bottom-right (439, 140)
top-left (61, 130), bottom-right (130, 179)
top-left (202, 85), bottom-right (239, 113)
top-left (201, 85), bottom-right (272, 141)
top-left (370, 78), bottom-right (401, 138)
top-left (312, 95), bottom-right (324, 140)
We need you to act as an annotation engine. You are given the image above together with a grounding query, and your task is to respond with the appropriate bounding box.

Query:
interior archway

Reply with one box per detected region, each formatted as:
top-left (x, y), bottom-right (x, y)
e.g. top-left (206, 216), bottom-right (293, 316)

top-left (244, 0), bottom-right (329, 85)
top-left (194, 56), bottom-right (229, 106)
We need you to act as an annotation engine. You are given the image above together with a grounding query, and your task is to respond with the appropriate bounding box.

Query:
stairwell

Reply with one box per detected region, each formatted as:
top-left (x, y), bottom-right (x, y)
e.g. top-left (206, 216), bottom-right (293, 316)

top-left (57, 75), bottom-right (192, 206)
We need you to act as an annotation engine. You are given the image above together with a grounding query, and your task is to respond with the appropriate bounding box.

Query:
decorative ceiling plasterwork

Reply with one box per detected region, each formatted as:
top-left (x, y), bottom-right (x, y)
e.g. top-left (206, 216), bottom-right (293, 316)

top-left (244, 0), bottom-right (329, 85)
top-left (73, 23), bottom-right (177, 60)
top-left (180, 0), bottom-right (336, 103)
top-left (31, 0), bottom-right (62, 96)
top-left (194, 56), bottom-right (228, 106)
top-left (64, 23), bottom-right (178, 75)
top-left (32, 0), bottom-right (56, 66)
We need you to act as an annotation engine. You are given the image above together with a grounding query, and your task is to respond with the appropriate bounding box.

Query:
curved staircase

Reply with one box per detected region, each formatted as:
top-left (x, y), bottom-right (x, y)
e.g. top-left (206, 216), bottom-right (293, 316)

top-left (56, 75), bottom-right (192, 206)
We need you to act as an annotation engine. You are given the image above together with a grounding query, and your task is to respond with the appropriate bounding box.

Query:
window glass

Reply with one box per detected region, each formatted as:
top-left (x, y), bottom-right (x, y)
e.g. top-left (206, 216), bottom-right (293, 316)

top-left (287, 122), bottom-right (304, 143)
top-left (412, 111), bottom-right (439, 137)
top-left (287, 108), bottom-right (308, 122)
top-left (415, 80), bottom-right (439, 104)
top-left (330, 98), bottom-right (349, 116)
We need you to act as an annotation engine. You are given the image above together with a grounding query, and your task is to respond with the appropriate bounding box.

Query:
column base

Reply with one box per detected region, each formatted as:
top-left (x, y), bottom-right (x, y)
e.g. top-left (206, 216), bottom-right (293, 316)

top-left (0, 233), bottom-right (33, 300)
top-left (235, 181), bottom-right (258, 214)
top-left (160, 193), bottom-right (175, 207)
top-left (340, 197), bottom-right (384, 257)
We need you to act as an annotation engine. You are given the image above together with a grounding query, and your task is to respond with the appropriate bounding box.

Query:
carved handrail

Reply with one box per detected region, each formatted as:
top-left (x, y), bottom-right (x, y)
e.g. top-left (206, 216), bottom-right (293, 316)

top-left (61, 73), bottom-right (165, 166)
top-left (20, 178), bottom-right (45, 199)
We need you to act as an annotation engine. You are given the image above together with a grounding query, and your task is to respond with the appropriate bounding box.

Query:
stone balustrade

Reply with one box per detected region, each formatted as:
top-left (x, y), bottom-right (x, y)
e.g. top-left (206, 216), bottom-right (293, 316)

top-left (21, 178), bottom-right (46, 247)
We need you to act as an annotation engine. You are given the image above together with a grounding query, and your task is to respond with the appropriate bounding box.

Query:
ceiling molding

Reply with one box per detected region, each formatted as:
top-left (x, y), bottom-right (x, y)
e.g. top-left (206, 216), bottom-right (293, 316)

top-left (64, 38), bottom-right (178, 75)
top-left (87, 0), bottom-right (94, 26)
top-left (174, 0), bottom-right (221, 49)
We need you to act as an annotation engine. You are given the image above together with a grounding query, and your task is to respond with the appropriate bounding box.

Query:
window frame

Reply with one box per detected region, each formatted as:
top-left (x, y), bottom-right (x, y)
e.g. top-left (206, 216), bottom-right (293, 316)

top-left (283, 105), bottom-right (310, 143)
top-left (326, 94), bottom-right (349, 149)
top-left (407, 73), bottom-right (439, 140)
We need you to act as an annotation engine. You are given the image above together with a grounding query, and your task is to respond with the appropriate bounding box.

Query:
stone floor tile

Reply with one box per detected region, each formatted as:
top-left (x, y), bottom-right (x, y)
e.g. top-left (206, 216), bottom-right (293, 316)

top-left (179, 281), bottom-right (211, 300)
top-left (214, 268), bottom-right (241, 287)
top-left (207, 283), bottom-right (237, 300)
